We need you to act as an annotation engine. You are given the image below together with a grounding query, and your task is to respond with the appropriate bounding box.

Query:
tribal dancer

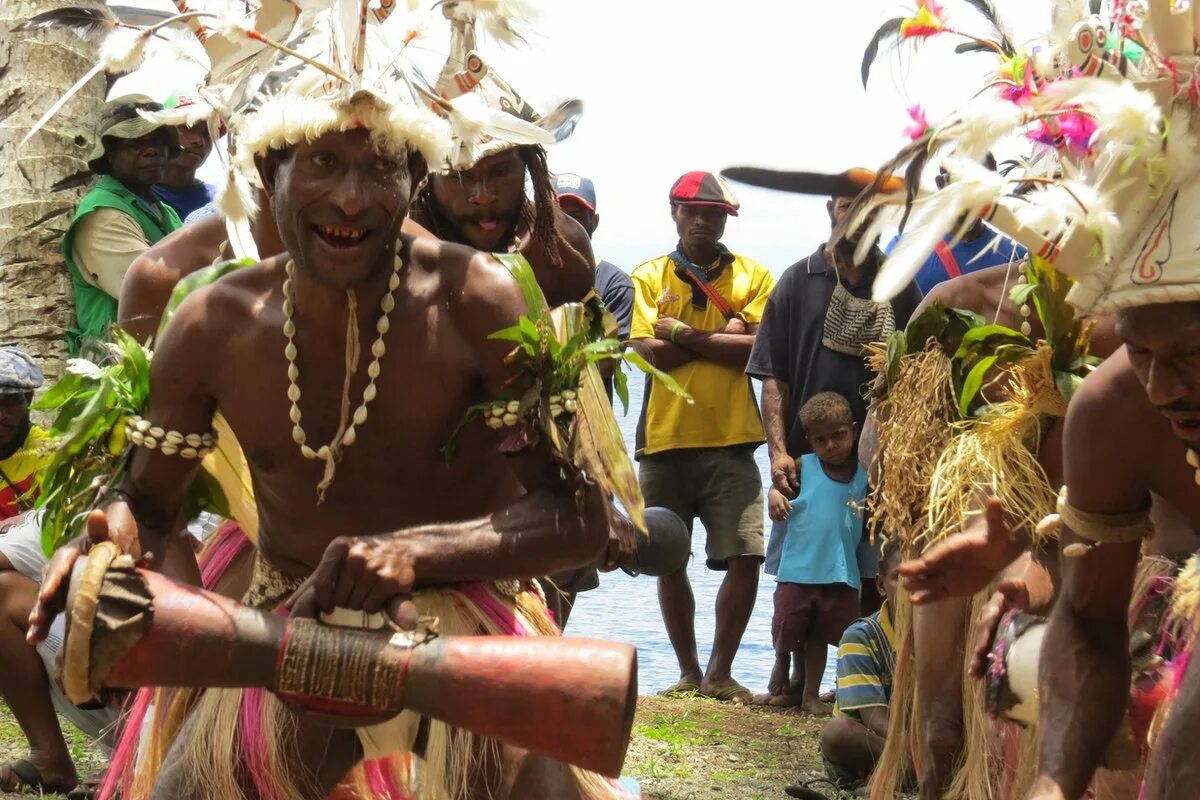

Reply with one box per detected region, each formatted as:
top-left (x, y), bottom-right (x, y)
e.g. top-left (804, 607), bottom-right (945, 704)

top-left (855, 2), bottom-right (1200, 799)
top-left (409, 3), bottom-right (595, 307)
top-left (23, 3), bottom-right (644, 798)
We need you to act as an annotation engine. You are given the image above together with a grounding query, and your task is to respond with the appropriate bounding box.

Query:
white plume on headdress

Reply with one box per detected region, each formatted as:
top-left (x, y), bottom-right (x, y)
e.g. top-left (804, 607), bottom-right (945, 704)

top-left (1042, 78), bottom-right (1164, 151)
top-left (946, 96), bottom-right (1026, 161)
top-left (216, 165), bottom-right (260, 261)
top-left (874, 158), bottom-right (1007, 301)
top-left (445, 0), bottom-right (538, 47)
top-left (99, 26), bottom-right (152, 73)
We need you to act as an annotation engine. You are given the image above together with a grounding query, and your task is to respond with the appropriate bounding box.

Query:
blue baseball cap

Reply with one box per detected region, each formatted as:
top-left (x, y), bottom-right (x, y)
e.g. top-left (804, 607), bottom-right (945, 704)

top-left (553, 173), bottom-right (596, 212)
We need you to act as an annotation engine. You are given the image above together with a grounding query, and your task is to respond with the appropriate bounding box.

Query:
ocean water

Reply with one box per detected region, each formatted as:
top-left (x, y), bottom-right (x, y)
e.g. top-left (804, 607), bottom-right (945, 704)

top-left (565, 376), bottom-right (837, 696)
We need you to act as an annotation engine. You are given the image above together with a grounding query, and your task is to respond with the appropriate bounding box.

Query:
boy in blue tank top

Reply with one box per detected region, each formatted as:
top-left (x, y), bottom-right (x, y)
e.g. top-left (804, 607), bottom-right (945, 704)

top-left (756, 392), bottom-right (867, 714)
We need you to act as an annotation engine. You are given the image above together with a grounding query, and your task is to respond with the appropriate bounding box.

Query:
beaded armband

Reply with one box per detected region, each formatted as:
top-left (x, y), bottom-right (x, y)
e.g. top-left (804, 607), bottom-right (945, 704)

top-left (125, 415), bottom-right (217, 459)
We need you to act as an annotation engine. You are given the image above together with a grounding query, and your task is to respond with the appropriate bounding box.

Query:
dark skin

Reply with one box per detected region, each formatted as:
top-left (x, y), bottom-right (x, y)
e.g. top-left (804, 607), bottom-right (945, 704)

top-left (429, 148), bottom-right (595, 306)
top-left (0, 404), bottom-right (81, 790)
top-left (117, 190), bottom-right (435, 345)
top-left (158, 123), bottom-right (213, 190)
top-left (30, 129), bottom-right (607, 799)
top-left (106, 131), bottom-right (172, 201)
top-left (1016, 304), bottom-right (1200, 800)
top-left (765, 196), bottom-right (882, 499)
top-left (857, 262), bottom-right (1121, 800)
top-left (0, 393), bottom-right (30, 455)
top-left (761, 416), bottom-right (858, 715)
top-left (818, 551), bottom-right (903, 777)
top-left (629, 201), bottom-right (760, 700)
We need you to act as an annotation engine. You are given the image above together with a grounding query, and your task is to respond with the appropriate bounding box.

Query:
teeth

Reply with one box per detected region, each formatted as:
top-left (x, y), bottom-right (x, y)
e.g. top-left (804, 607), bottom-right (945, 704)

top-left (317, 224), bottom-right (366, 241)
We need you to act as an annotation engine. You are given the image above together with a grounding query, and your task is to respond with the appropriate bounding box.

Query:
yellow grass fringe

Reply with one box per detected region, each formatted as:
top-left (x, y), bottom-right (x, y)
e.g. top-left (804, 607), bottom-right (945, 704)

top-left (924, 353), bottom-right (1060, 552)
top-left (865, 342), bottom-right (957, 547)
top-left (870, 584), bottom-right (916, 800)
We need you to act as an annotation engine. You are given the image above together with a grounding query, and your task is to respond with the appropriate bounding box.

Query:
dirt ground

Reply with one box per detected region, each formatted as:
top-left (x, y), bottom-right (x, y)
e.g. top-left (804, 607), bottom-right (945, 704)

top-left (0, 696), bottom-right (868, 800)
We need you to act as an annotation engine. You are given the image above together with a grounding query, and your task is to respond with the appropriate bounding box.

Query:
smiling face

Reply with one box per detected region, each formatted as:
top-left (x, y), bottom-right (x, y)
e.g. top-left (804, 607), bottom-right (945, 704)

top-left (1117, 301), bottom-right (1200, 446)
top-left (429, 148), bottom-right (527, 251)
top-left (263, 129), bottom-right (423, 289)
top-left (107, 131), bottom-right (172, 190)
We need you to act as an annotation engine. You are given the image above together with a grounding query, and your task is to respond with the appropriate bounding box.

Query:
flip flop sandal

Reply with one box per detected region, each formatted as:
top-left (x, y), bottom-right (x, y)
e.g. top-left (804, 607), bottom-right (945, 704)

top-left (704, 683), bottom-right (753, 704)
top-left (0, 759), bottom-right (75, 795)
top-left (657, 680), bottom-right (700, 698)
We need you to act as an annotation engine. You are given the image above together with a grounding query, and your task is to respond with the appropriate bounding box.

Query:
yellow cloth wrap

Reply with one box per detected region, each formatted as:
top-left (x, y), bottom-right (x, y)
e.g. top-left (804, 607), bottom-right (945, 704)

top-left (1057, 492), bottom-right (1154, 544)
top-left (201, 413), bottom-right (259, 543)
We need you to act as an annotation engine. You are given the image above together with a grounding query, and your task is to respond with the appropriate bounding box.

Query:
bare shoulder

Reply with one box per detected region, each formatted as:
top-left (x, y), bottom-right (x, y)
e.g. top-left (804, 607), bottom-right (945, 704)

top-left (915, 265), bottom-right (1005, 315)
top-left (406, 235), bottom-right (526, 340)
top-left (1063, 347), bottom-right (1155, 508)
top-left (553, 207), bottom-right (596, 299)
top-left (159, 254), bottom-right (283, 345)
top-left (119, 215), bottom-right (227, 339)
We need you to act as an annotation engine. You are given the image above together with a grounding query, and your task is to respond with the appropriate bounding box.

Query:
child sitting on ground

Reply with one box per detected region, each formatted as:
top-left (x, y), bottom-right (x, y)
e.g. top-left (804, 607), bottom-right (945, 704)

top-left (755, 392), bottom-right (867, 715)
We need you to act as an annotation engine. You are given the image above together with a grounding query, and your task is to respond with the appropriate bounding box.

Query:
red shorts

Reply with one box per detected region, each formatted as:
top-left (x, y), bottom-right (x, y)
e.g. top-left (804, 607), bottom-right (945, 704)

top-left (772, 582), bottom-right (861, 650)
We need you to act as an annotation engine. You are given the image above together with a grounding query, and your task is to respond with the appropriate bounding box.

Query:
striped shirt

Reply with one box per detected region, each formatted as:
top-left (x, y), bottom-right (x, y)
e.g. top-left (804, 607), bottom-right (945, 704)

top-left (833, 601), bottom-right (898, 720)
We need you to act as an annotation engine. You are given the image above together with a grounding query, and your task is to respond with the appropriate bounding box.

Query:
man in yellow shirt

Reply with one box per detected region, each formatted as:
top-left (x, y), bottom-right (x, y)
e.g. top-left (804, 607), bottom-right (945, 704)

top-left (629, 171), bottom-right (776, 702)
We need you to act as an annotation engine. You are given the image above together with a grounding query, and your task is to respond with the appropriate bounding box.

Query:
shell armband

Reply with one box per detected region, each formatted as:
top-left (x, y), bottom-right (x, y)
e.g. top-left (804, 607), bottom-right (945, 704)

top-left (125, 416), bottom-right (217, 459)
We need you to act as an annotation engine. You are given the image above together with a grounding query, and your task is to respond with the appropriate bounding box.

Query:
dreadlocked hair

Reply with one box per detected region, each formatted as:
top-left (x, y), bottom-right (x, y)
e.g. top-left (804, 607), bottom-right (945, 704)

top-left (411, 145), bottom-right (581, 269)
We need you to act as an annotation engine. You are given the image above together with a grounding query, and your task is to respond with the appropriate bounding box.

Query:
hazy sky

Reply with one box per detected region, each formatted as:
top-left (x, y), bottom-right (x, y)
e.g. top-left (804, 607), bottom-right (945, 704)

top-left (114, 0), bottom-right (1051, 275)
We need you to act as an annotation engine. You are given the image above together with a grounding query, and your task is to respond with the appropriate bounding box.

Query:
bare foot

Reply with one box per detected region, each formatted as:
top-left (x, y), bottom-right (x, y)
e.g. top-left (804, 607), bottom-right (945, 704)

top-left (767, 659), bottom-right (789, 696)
top-left (767, 692), bottom-right (802, 708)
top-left (800, 698), bottom-right (833, 716)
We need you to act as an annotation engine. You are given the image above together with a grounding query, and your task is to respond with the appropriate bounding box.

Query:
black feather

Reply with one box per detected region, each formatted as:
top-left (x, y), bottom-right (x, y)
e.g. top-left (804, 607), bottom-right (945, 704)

top-left (13, 6), bottom-right (117, 39)
top-left (108, 5), bottom-right (175, 26)
top-left (898, 145), bottom-right (931, 234)
top-left (957, 0), bottom-right (1014, 55)
top-left (955, 41), bottom-right (992, 54)
top-left (861, 17), bottom-right (904, 88)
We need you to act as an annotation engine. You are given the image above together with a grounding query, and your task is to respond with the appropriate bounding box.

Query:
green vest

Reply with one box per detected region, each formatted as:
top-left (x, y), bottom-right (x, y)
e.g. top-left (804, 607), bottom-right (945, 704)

top-left (61, 176), bottom-right (182, 356)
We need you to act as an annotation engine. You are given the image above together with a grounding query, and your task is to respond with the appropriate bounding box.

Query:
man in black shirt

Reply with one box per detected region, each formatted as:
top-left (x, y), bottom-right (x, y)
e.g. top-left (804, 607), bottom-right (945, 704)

top-left (736, 169), bottom-right (922, 615)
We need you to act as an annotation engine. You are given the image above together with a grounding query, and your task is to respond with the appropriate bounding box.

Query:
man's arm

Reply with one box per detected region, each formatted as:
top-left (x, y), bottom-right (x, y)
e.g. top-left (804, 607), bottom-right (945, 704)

top-left (1029, 369), bottom-right (1147, 800)
top-left (118, 214), bottom-right (227, 344)
top-left (669, 322), bottom-right (757, 368)
top-left (30, 283), bottom-right (223, 641)
top-left (519, 209), bottom-right (596, 305)
top-left (627, 265), bottom-right (695, 372)
top-left (762, 377), bottom-right (797, 496)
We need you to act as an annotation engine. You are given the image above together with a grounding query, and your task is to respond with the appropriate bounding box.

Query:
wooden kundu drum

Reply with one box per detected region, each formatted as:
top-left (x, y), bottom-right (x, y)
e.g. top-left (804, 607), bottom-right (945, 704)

top-left (61, 542), bottom-right (638, 777)
top-left (984, 611), bottom-right (1172, 769)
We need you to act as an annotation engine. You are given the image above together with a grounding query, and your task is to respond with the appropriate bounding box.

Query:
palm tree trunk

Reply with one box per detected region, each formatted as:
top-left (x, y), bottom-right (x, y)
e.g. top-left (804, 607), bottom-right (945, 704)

top-left (0, 0), bottom-right (105, 381)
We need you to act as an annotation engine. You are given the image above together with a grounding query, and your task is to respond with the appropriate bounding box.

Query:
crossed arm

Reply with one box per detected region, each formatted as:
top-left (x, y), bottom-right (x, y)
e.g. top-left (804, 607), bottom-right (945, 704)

top-left (629, 316), bottom-right (758, 372)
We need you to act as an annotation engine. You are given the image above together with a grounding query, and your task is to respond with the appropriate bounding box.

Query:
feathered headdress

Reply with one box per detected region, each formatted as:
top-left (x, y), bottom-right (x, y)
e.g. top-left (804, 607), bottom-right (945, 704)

top-left (17, 0), bottom-right (566, 257)
top-left (431, 0), bottom-right (582, 169)
top-left (853, 0), bottom-right (1200, 314)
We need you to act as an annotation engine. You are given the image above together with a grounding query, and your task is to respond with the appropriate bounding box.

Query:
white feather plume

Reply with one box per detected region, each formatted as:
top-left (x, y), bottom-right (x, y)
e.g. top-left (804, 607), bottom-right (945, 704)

top-left (99, 26), bottom-right (151, 73)
top-left (1040, 78), bottom-right (1164, 151)
top-left (445, 0), bottom-right (538, 47)
top-left (874, 162), bottom-right (1007, 302)
top-left (216, 167), bottom-right (261, 262)
top-left (442, 91), bottom-right (553, 164)
top-left (945, 96), bottom-right (1026, 162)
